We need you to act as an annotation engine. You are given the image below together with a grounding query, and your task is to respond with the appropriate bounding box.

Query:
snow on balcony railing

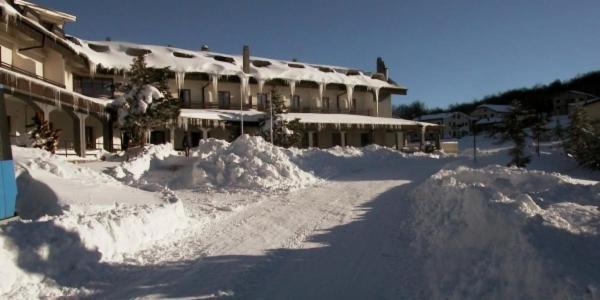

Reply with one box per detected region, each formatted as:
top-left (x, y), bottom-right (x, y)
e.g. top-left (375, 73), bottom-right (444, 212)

top-left (0, 65), bottom-right (110, 116)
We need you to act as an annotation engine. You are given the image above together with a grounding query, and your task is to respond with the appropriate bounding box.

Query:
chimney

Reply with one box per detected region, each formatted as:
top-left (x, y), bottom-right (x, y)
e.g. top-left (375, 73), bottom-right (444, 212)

top-left (376, 57), bottom-right (388, 80)
top-left (200, 45), bottom-right (210, 51)
top-left (243, 45), bottom-right (250, 73)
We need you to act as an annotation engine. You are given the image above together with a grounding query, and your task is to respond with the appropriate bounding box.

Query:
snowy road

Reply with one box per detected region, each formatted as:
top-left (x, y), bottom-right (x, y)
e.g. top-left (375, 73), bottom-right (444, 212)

top-left (99, 158), bottom-right (444, 299)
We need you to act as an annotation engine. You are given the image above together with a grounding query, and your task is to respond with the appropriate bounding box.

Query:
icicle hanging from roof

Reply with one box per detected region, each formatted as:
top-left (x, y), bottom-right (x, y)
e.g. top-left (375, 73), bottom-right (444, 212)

top-left (88, 61), bottom-right (98, 78)
top-left (175, 72), bottom-right (186, 91)
top-left (318, 82), bottom-right (326, 107)
top-left (373, 87), bottom-right (380, 117)
top-left (346, 84), bottom-right (354, 110)
top-left (287, 80), bottom-right (296, 98)
top-left (257, 79), bottom-right (265, 94)
top-left (239, 74), bottom-right (249, 105)
top-left (210, 74), bottom-right (219, 103)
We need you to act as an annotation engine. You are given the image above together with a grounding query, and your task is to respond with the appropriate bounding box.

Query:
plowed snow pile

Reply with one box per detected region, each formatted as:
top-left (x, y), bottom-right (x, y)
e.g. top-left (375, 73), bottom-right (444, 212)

top-left (1, 147), bottom-right (188, 298)
top-left (287, 143), bottom-right (442, 178)
top-left (408, 165), bottom-right (600, 299)
top-left (114, 135), bottom-right (319, 191)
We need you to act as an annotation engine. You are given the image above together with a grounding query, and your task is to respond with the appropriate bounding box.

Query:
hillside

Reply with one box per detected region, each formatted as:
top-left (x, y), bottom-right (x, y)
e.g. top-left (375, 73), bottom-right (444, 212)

top-left (395, 70), bottom-right (600, 118)
top-left (450, 70), bottom-right (600, 114)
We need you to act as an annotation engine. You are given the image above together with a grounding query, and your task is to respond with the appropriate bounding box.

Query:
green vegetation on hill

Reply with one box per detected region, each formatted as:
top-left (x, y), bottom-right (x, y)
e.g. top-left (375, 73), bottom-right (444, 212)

top-left (394, 70), bottom-right (600, 119)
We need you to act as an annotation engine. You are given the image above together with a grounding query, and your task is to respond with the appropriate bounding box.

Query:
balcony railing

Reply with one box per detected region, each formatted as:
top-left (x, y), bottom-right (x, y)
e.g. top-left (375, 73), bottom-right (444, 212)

top-left (0, 61), bottom-right (65, 88)
top-left (192, 102), bottom-right (373, 116)
top-left (0, 66), bottom-right (107, 115)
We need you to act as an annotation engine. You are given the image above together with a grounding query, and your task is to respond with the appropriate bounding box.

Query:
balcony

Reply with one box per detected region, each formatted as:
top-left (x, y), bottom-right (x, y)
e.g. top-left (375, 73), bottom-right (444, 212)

top-left (192, 102), bottom-right (373, 116)
top-left (288, 106), bottom-right (373, 116)
top-left (0, 65), bottom-right (106, 115)
top-left (0, 61), bottom-right (65, 88)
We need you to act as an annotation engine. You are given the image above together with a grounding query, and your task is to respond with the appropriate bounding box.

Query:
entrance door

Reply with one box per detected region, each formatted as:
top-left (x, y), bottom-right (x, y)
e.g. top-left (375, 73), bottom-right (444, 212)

top-left (150, 131), bottom-right (166, 145)
top-left (85, 126), bottom-right (95, 149)
top-left (360, 133), bottom-right (371, 147)
top-left (332, 132), bottom-right (342, 146)
top-left (191, 132), bottom-right (202, 147)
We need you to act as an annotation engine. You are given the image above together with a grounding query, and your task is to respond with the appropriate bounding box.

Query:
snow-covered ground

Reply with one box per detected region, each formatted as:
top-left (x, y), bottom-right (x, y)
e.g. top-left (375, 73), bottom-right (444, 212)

top-left (1, 135), bottom-right (598, 299)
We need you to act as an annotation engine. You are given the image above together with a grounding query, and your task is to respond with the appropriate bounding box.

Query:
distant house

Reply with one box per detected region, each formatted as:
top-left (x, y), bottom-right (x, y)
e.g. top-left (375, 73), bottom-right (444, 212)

top-left (470, 104), bottom-right (513, 128)
top-left (417, 111), bottom-right (471, 139)
top-left (553, 90), bottom-right (598, 116)
top-left (582, 98), bottom-right (600, 121)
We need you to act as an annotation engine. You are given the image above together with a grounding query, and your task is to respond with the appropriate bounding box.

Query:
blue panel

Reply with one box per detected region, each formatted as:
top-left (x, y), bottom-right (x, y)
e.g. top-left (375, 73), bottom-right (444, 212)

top-left (0, 160), bottom-right (17, 219)
top-left (0, 162), bottom-right (4, 218)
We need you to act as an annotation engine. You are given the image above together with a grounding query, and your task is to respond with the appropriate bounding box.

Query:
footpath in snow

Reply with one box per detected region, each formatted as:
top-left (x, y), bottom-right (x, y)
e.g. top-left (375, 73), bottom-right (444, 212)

top-left (0, 135), bottom-right (599, 299)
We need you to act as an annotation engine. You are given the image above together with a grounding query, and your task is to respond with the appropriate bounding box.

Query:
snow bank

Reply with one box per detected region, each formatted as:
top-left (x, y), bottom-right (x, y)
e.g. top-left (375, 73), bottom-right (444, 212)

top-left (114, 136), bottom-right (319, 191)
top-left (111, 143), bottom-right (179, 181)
top-left (287, 144), bottom-right (442, 178)
top-left (0, 200), bottom-right (187, 298)
top-left (2, 147), bottom-right (190, 298)
top-left (13, 146), bottom-right (119, 185)
top-left (408, 165), bottom-right (600, 299)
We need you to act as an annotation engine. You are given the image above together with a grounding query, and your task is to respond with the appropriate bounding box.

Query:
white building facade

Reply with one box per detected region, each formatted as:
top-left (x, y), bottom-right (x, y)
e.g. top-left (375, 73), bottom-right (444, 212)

top-left (0, 0), bottom-right (441, 156)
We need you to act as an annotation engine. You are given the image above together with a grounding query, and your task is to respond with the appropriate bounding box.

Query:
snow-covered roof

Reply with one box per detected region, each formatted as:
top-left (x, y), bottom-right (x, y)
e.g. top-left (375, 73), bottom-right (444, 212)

top-left (476, 104), bottom-right (513, 113)
top-left (564, 90), bottom-right (598, 98)
top-left (582, 97), bottom-right (600, 106)
top-left (475, 117), bottom-right (504, 125)
top-left (0, 0), bottom-right (405, 94)
top-left (65, 38), bottom-right (405, 92)
top-left (178, 109), bottom-right (437, 128)
top-left (417, 113), bottom-right (451, 121)
top-left (282, 113), bottom-right (437, 127)
top-left (179, 109), bottom-right (265, 122)
top-left (13, 0), bottom-right (76, 22)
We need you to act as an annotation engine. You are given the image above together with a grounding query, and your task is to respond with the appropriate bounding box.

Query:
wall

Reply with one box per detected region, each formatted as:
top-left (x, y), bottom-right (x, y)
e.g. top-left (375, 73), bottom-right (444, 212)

top-left (584, 102), bottom-right (600, 121)
top-left (5, 96), bottom-right (36, 146)
top-left (43, 49), bottom-right (65, 85)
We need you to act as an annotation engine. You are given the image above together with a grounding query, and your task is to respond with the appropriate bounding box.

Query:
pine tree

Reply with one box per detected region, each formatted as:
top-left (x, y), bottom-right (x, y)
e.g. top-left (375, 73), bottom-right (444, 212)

top-left (27, 113), bottom-right (61, 153)
top-left (260, 88), bottom-right (303, 147)
top-left (494, 100), bottom-right (531, 167)
top-left (113, 55), bottom-right (180, 146)
top-left (566, 106), bottom-right (600, 169)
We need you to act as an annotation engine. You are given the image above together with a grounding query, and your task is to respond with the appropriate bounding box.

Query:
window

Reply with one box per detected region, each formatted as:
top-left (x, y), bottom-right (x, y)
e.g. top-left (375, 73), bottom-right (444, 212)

top-left (257, 93), bottom-right (268, 108)
top-left (352, 98), bottom-right (357, 110)
top-left (78, 77), bottom-right (114, 98)
top-left (179, 89), bottom-right (191, 108)
top-left (332, 132), bottom-right (342, 146)
top-left (218, 91), bottom-right (231, 109)
top-left (292, 95), bottom-right (300, 109)
top-left (360, 133), bottom-right (371, 147)
top-left (323, 97), bottom-right (330, 110)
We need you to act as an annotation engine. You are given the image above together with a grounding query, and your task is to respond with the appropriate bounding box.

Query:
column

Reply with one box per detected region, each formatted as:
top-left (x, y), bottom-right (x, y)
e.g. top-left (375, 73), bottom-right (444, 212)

top-left (102, 119), bottom-right (113, 152)
top-left (201, 128), bottom-right (211, 140)
top-left (395, 131), bottom-right (402, 150)
top-left (307, 131), bottom-right (314, 148)
top-left (340, 131), bottom-right (346, 147)
top-left (169, 127), bottom-right (175, 148)
top-left (74, 112), bottom-right (87, 157)
top-left (420, 125), bottom-right (426, 151)
top-left (435, 131), bottom-right (441, 150)
top-left (40, 103), bottom-right (55, 121)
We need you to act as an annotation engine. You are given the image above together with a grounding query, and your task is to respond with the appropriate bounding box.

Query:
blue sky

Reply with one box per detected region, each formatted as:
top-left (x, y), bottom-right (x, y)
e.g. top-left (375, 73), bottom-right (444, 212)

top-left (37, 0), bottom-right (600, 108)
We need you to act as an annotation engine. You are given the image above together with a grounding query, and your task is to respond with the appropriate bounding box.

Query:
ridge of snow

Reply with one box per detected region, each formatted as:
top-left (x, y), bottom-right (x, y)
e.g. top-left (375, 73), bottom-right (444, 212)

top-left (409, 165), bottom-right (600, 298)
top-left (112, 135), bottom-right (320, 191)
